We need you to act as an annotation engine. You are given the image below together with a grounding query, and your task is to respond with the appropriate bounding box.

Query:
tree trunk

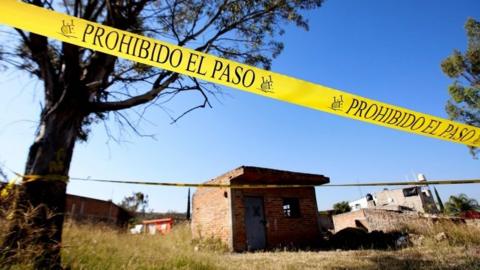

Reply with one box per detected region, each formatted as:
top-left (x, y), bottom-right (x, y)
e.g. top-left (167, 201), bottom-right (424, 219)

top-left (1, 104), bottom-right (85, 269)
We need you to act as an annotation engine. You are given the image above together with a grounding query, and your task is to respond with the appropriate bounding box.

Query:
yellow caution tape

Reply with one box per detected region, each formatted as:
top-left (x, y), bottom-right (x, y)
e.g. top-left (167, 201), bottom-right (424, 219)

top-left (22, 174), bottom-right (69, 183)
top-left (1, 1), bottom-right (480, 147)
top-left (9, 171), bottom-right (69, 184)
top-left (0, 173), bottom-right (68, 198)
top-left (68, 176), bottom-right (480, 188)
top-left (3, 172), bottom-right (479, 188)
top-left (0, 177), bottom-right (20, 198)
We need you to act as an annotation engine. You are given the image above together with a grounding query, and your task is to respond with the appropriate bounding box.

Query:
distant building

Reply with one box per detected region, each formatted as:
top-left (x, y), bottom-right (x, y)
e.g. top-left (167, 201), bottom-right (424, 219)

top-left (461, 210), bottom-right (480, 219)
top-left (0, 183), bottom-right (133, 227)
top-left (192, 166), bottom-right (329, 251)
top-left (318, 210), bottom-right (335, 232)
top-left (348, 186), bottom-right (438, 214)
top-left (334, 176), bottom-right (441, 233)
top-left (349, 193), bottom-right (376, 211)
top-left (130, 218), bottom-right (174, 235)
top-left (65, 194), bottom-right (133, 227)
top-left (376, 186), bottom-right (438, 213)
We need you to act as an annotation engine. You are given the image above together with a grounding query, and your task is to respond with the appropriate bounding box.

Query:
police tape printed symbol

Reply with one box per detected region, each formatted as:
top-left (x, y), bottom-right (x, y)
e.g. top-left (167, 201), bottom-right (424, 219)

top-left (330, 95), bottom-right (344, 111)
top-left (259, 75), bottom-right (274, 93)
top-left (60, 20), bottom-right (76, 38)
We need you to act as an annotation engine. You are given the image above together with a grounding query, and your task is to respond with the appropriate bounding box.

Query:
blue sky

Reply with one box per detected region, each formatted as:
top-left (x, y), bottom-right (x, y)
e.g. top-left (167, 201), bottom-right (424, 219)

top-left (0, 0), bottom-right (479, 212)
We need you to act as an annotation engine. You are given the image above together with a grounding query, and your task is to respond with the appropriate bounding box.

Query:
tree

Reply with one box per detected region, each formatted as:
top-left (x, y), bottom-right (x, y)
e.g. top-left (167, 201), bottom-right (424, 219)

top-left (433, 187), bottom-right (445, 213)
top-left (0, 165), bottom-right (7, 182)
top-left (444, 193), bottom-right (480, 216)
top-left (186, 188), bottom-right (191, 221)
top-left (0, 0), bottom-right (323, 267)
top-left (441, 18), bottom-right (480, 158)
top-left (0, 164), bottom-right (12, 210)
top-left (120, 191), bottom-right (149, 214)
top-left (333, 201), bottom-right (351, 214)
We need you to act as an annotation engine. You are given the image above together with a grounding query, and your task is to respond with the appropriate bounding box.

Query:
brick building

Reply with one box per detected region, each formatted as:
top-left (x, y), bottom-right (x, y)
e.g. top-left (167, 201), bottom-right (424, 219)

top-left (191, 166), bottom-right (329, 251)
top-left (65, 194), bottom-right (132, 227)
top-left (0, 182), bottom-right (132, 227)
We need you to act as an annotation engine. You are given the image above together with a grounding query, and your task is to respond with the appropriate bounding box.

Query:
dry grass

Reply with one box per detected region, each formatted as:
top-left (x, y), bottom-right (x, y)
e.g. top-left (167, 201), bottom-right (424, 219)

top-left (1, 220), bottom-right (479, 269)
top-left (222, 247), bottom-right (480, 270)
top-left (403, 219), bottom-right (480, 247)
top-left (61, 222), bottom-right (221, 270)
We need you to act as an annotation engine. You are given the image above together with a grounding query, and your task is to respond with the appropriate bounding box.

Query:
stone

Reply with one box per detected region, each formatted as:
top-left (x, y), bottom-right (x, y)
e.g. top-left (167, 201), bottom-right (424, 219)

top-left (408, 234), bottom-right (424, 246)
top-left (435, 232), bottom-right (447, 241)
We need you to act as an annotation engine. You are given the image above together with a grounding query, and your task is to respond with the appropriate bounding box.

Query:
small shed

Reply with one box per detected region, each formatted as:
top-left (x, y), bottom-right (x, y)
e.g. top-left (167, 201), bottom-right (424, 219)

top-left (130, 218), bottom-right (174, 234)
top-left (143, 218), bottom-right (174, 235)
top-left (192, 166), bottom-right (329, 251)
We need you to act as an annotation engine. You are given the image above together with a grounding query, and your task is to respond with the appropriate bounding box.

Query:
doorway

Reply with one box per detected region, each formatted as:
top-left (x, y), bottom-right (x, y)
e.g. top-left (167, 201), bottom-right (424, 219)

top-left (244, 196), bottom-right (266, 250)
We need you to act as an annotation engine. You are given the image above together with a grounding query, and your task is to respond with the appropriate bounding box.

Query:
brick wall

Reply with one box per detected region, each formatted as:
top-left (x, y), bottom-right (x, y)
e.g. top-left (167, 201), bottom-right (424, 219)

top-left (231, 187), bottom-right (321, 251)
top-left (363, 209), bottom-right (421, 231)
top-left (466, 219), bottom-right (480, 228)
top-left (333, 209), bottom-right (422, 232)
top-left (332, 209), bottom-right (367, 232)
top-left (65, 194), bottom-right (131, 227)
top-left (191, 177), bottom-right (232, 248)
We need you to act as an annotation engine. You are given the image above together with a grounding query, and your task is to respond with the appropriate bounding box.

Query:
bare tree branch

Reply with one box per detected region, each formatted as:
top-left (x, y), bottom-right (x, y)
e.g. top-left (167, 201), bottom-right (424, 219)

top-left (90, 72), bottom-right (179, 112)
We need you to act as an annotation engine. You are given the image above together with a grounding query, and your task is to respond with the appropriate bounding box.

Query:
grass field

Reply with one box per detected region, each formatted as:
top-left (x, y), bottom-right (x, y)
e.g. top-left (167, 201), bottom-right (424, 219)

top-left (3, 220), bottom-right (480, 269)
